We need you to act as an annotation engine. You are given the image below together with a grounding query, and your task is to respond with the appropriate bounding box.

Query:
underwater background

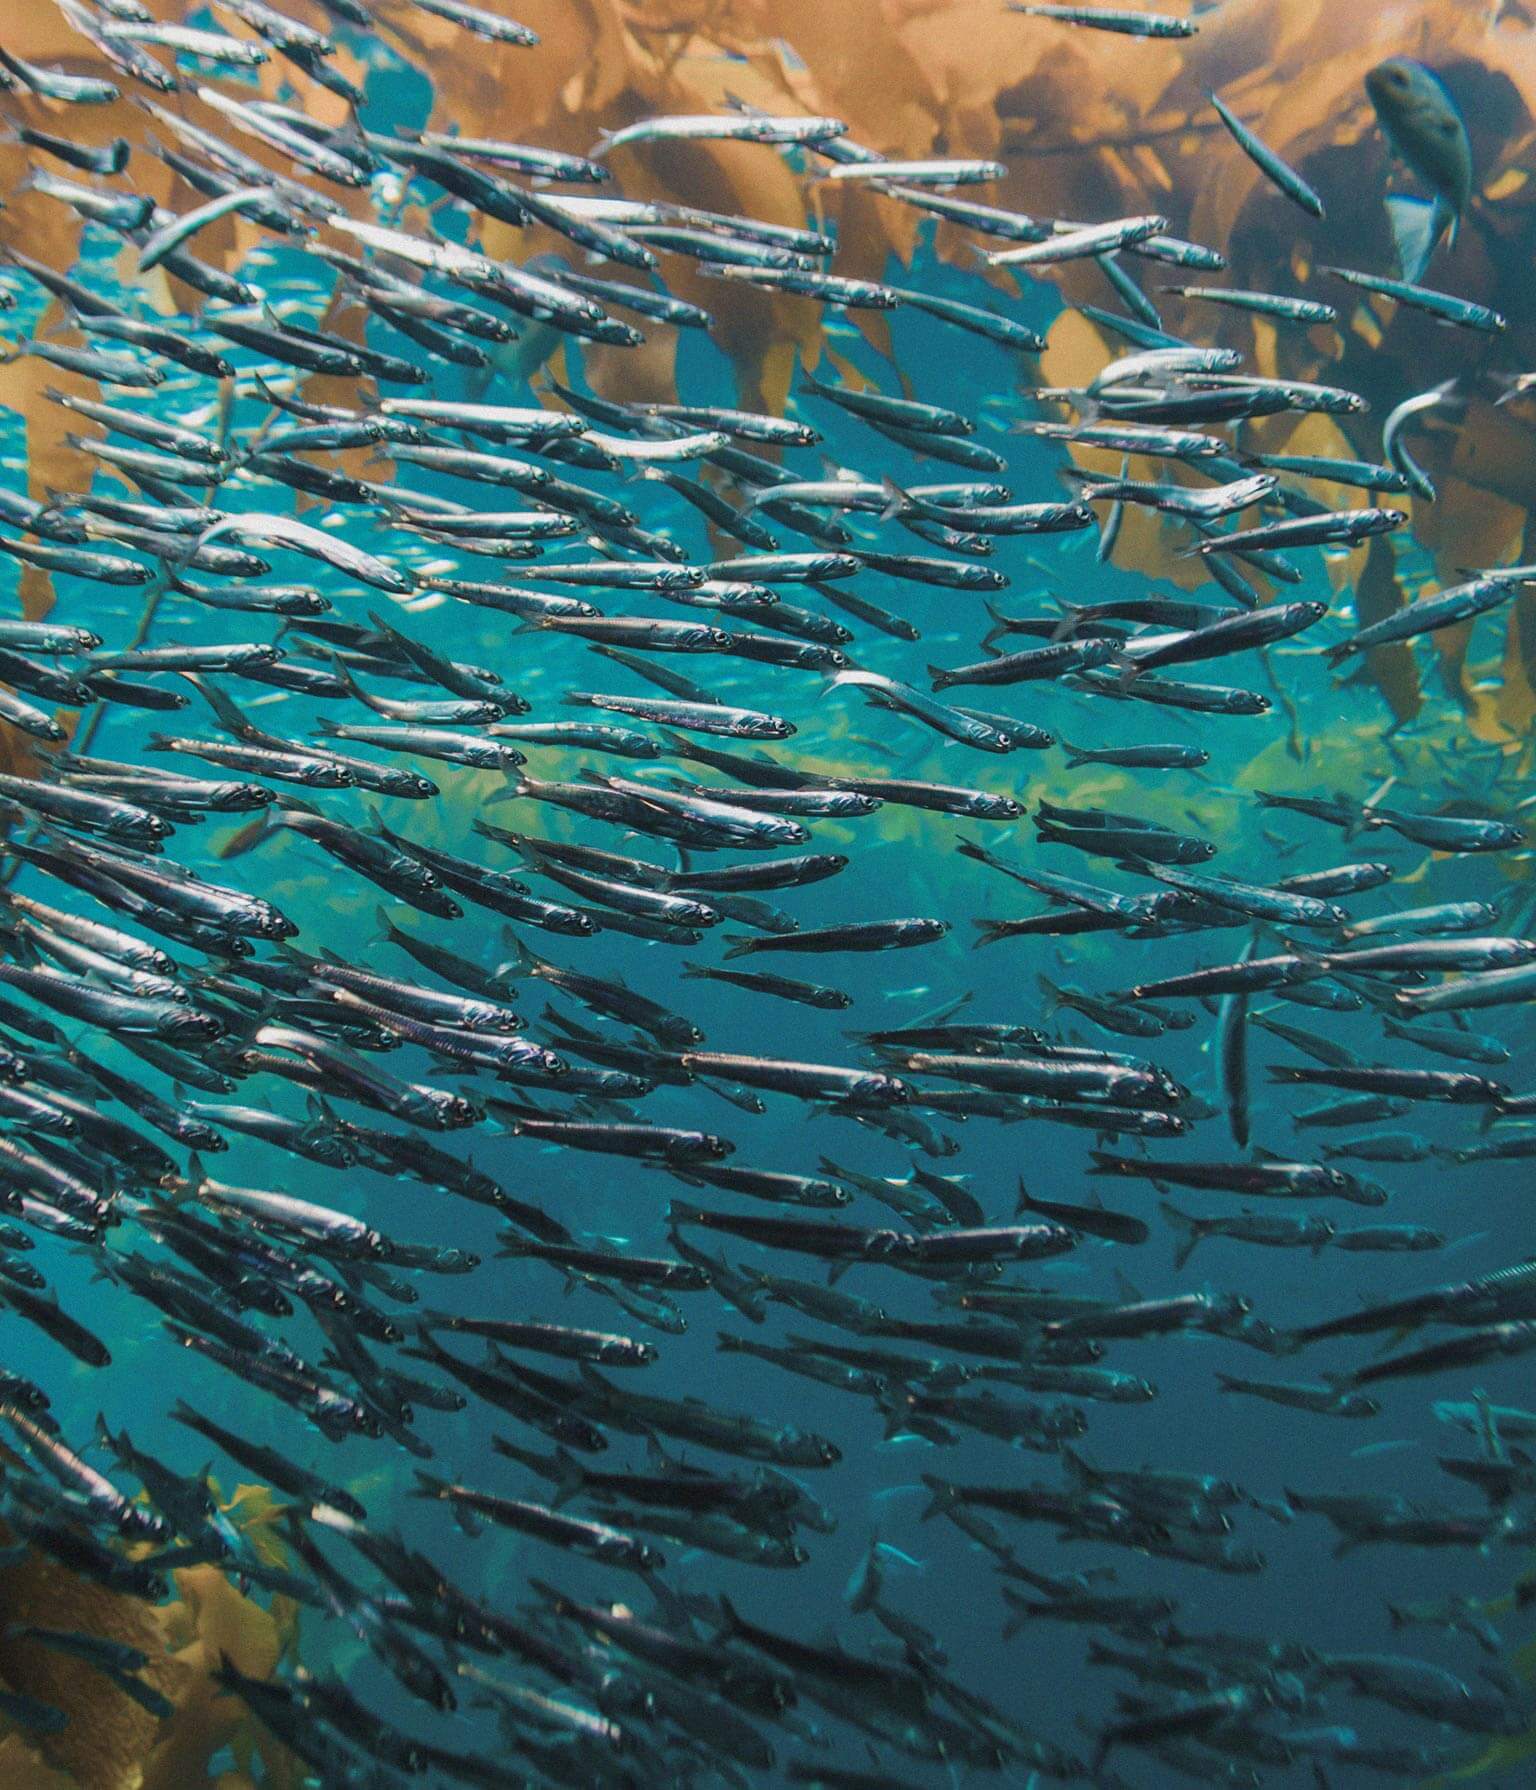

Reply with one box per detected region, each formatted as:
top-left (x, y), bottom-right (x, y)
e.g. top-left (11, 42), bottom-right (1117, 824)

top-left (2, 1), bottom-right (1536, 1787)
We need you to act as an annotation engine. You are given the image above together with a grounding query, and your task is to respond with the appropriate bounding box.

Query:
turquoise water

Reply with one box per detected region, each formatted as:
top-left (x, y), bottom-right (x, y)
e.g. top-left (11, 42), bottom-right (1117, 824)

top-left (0, 5), bottom-right (1533, 1787)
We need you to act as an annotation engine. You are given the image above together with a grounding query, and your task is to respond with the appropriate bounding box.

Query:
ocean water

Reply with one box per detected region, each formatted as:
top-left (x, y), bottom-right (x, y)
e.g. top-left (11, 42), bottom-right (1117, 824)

top-left (0, 3), bottom-right (1534, 1787)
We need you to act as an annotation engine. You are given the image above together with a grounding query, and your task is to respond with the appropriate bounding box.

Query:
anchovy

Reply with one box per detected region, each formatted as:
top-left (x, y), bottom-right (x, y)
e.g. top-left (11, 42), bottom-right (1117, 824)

top-left (1133, 863), bottom-right (1343, 928)
top-left (1267, 1064), bottom-right (1506, 1103)
top-left (1090, 1150), bottom-right (1379, 1204)
top-left (1168, 283), bottom-right (1334, 323)
top-left (988, 215), bottom-right (1168, 267)
top-left (821, 157), bottom-right (1005, 188)
top-left (831, 669), bottom-right (1044, 752)
top-left (1323, 263), bottom-right (1505, 332)
top-left (884, 283), bottom-right (1046, 348)
top-left (723, 918), bottom-right (947, 959)
top-left (1328, 575), bottom-right (1514, 661)
top-left (564, 690), bottom-right (791, 740)
top-left (1207, 90), bottom-right (1325, 217)
top-left (1008, 3), bottom-right (1196, 34)
top-left (1396, 961), bottom-right (1536, 1015)
top-left (682, 965), bottom-right (850, 1011)
top-left (1382, 380), bottom-right (1453, 501)
top-left (1363, 805), bottom-right (1523, 852)
top-left (1189, 509), bottom-right (1405, 558)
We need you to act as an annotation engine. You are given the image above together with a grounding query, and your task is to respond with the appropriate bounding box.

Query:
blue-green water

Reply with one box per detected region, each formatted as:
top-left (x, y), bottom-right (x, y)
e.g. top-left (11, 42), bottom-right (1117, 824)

top-left (0, 5), bottom-right (1533, 1787)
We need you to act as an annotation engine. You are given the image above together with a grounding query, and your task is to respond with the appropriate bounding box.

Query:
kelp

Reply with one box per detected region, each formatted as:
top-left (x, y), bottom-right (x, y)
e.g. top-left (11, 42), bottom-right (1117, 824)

top-left (0, 1482), bottom-right (297, 1790)
top-left (359, 0), bottom-right (1536, 734)
top-left (6, 0), bottom-right (1536, 739)
top-left (0, 6), bottom-right (375, 764)
top-left (0, 2), bottom-right (1533, 1776)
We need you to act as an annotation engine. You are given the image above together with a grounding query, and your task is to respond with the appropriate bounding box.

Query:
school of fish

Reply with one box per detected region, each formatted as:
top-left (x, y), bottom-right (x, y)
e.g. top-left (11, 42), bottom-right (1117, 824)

top-left (0, 0), bottom-right (1531, 1785)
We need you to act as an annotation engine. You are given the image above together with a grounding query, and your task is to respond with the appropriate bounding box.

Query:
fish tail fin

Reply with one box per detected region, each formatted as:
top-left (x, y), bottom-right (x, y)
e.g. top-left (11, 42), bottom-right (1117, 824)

top-left (879, 475), bottom-right (912, 521)
top-left (1160, 1201), bottom-right (1204, 1270)
top-left (480, 774), bottom-right (529, 807)
top-left (720, 934), bottom-right (756, 960)
top-left (1384, 193), bottom-right (1451, 284)
top-left (214, 813), bottom-right (273, 861)
top-left (525, 1577), bottom-right (564, 1612)
top-left (494, 926), bottom-right (538, 980)
top-left (971, 918), bottom-right (1014, 948)
top-left (1014, 1176), bottom-right (1034, 1218)
top-left (1214, 1373), bottom-right (1244, 1394)
top-left (548, 1446), bottom-right (585, 1507)
top-left (409, 1469), bottom-right (448, 1500)
top-left (1057, 741), bottom-right (1089, 765)
top-left (323, 650), bottom-right (370, 708)
top-left (926, 664), bottom-right (955, 691)
top-left (1059, 1444), bottom-right (1092, 1490)
top-left (918, 1474), bottom-right (957, 1522)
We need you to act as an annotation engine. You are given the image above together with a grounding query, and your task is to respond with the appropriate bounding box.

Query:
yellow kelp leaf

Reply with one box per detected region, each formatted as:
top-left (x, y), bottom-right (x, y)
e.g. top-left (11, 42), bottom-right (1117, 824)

top-left (144, 1566), bottom-right (296, 1790)
top-left (0, 1481), bottom-right (297, 1789)
top-left (0, 1549), bottom-right (173, 1790)
top-left (0, 1736), bottom-right (75, 1790)
top-left (217, 1483), bottom-right (293, 1572)
top-left (1039, 305), bottom-right (1113, 395)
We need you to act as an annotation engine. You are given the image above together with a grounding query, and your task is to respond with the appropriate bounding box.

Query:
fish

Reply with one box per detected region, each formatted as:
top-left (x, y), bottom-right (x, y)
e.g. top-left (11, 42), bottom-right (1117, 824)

top-left (1322, 262), bottom-right (1503, 333)
top-left (1365, 59), bottom-right (1472, 282)
top-left (1187, 510), bottom-right (1405, 559)
top-left (987, 214), bottom-right (1169, 267)
top-left (1007, 3), bottom-right (1197, 34)
top-left (1161, 1203), bottom-right (1335, 1270)
top-left (1207, 90), bottom-right (1325, 218)
top-left (1017, 1179), bottom-right (1149, 1245)
top-left (0, 5), bottom-right (1528, 1781)
top-left (1216, 1376), bottom-right (1380, 1418)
